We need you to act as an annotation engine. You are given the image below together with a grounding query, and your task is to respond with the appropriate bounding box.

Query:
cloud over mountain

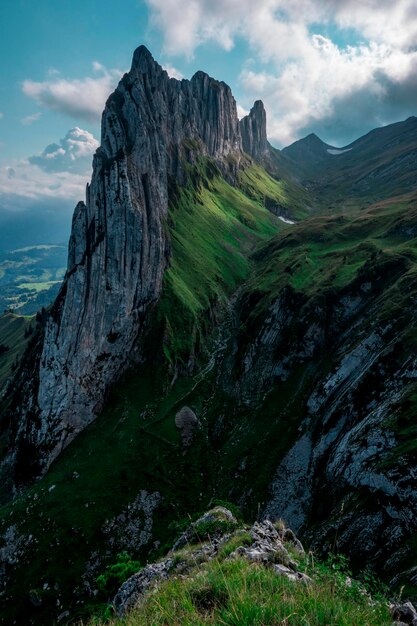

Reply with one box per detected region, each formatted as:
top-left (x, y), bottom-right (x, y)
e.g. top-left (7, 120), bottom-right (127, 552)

top-left (0, 127), bottom-right (97, 209)
top-left (22, 63), bottom-right (122, 123)
top-left (146, 0), bottom-right (417, 145)
top-left (28, 127), bottom-right (99, 174)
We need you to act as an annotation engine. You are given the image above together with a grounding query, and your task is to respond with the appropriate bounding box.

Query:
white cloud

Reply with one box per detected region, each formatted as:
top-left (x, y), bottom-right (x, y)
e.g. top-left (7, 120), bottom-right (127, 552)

top-left (0, 128), bottom-right (98, 202)
top-left (22, 62), bottom-right (122, 123)
top-left (236, 103), bottom-right (249, 119)
top-left (21, 112), bottom-right (42, 126)
top-left (28, 127), bottom-right (99, 174)
top-left (147, 0), bottom-right (249, 57)
top-left (322, 0), bottom-right (417, 50)
top-left (241, 37), bottom-right (417, 145)
top-left (0, 161), bottom-right (89, 201)
top-left (145, 0), bottom-right (417, 145)
top-left (162, 64), bottom-right (184, 79)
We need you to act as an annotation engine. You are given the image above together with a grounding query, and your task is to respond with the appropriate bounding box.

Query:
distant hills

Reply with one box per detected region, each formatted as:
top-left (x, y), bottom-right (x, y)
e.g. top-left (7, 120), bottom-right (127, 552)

top-left (0, 199), bottom-right (73, 252)
top-left (282, 115), bottom-right (417, 208)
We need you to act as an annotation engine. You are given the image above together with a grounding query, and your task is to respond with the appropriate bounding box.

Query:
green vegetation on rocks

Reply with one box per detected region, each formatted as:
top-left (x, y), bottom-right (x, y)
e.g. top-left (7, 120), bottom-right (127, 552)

top-left (96, 558), bottom-right (392, 626)
top-left (158, 159), bottom-right (283, 364)
top-left (88, 513), bottom-right (392, 626)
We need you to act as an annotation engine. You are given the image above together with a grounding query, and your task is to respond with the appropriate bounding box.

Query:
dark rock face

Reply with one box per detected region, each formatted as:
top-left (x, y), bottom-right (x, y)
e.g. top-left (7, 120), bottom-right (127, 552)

top-left (5, 46), bottom-right (248, 479)
top-left (240, 100), bottom-right (268, 160)
top-left (225, 267), bottom-right (417, 583)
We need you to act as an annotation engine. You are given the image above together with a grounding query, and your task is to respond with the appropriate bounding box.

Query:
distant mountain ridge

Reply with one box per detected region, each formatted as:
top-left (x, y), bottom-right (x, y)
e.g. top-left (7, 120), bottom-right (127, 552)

top-left (282, 132), bottom-right (339, 162)
top-left (282, 115), bottom-right (417, 208)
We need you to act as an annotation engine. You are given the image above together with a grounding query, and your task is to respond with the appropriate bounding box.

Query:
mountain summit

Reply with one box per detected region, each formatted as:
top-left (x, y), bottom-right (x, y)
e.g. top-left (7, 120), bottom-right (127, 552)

top-left (2, 46), bottom-right (276, 483)
top-left (240, 100), bottom-right (268, 160)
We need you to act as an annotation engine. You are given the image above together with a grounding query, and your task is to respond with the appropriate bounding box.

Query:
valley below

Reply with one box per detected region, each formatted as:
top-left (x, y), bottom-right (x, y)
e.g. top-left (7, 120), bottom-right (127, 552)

top-left (0, 244), bottom-right (66, 315)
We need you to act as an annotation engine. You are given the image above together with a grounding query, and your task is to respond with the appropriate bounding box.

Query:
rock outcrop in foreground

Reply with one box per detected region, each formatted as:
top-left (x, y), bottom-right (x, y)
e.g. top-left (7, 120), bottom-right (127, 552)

top-left (106, 507), bottom-right (415, 626)
top-left (113, 507), bottom-right (308, 616)
top-left (5, 46), bottom-right (269, 481)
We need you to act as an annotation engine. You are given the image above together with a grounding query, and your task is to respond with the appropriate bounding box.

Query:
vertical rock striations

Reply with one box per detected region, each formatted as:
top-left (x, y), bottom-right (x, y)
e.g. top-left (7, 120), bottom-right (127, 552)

top-left (240, 100), bottom-right (268, 160)
top-left (6, 46), bottom-right (251, 480)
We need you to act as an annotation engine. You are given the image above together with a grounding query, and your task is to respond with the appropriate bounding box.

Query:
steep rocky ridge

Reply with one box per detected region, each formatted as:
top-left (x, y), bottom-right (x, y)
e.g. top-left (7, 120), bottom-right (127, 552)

top-left (240, 100), bottom-right (268, 160)
top-left (1, 46), bottom-right (284, 486)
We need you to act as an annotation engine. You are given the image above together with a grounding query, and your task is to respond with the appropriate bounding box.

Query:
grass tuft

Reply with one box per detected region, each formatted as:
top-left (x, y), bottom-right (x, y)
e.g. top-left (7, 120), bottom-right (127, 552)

top-left (88, 553), bottom-right (392, 626)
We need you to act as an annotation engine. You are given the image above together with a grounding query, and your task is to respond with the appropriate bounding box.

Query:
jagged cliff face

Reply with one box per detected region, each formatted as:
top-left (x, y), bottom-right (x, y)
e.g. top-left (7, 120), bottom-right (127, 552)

top-left (240, 100), bottom-right (268, 160)
top-left (4, 46), bottom-right (269, 481)
top-left (217, 210), bottom-right (417, 583)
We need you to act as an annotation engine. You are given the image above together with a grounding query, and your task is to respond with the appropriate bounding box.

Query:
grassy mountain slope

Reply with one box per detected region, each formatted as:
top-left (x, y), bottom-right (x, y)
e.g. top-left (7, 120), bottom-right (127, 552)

top-left (282, 116), bottom-right (417, 210)
top-left (230, 195), bottom-right (417, 588)
top-left (3, 157), bottom-right (417, 624)
top-left (159, 164), bottom-right (282, 364)
top-left (0, 160), bottom-right (294, 625)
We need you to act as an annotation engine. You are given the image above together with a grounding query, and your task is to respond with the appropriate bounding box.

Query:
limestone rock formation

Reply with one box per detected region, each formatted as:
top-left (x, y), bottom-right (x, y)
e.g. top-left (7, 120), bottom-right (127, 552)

top-left (5, 46), bottom-right (252, 482)
top-left (175, 406), bottom-right (200, 447)
top-left (240, 100), bottom-right (268, 160)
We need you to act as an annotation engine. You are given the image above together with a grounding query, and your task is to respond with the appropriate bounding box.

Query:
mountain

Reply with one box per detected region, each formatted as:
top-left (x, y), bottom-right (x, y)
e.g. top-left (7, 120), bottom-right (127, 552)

top-left (1, 45), bottom-right (417, 625)
top-left (0, 45), bottom-right (307, 489)
top-left (283, 116), bottom-right (417, 209)
top-left (282, 131), bottom-right (336, 163)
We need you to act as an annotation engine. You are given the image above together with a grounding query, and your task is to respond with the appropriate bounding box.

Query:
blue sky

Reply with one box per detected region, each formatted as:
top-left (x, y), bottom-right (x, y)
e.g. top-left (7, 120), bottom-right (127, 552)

top-left (0, 0), bottom-right (249, 162)
top-left (1, 0), bottom-right (417, 246)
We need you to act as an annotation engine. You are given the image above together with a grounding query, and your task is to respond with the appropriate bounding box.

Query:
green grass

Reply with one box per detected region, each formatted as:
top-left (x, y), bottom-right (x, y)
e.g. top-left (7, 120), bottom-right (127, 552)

top-left (157, 160), bottom-right (282, 363)
top-left (238, 164), bottom-right (310, 220)
top-left (90, 551), bottom-right (391, 626)
top-left (17, 280), bottom-right (61, 292)
top-left (240, 201), bottom-right (417, 324)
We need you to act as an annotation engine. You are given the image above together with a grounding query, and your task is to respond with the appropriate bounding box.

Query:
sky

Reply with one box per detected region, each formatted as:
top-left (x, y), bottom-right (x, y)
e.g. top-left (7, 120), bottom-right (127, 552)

top-left (1, 0), bottom-right (417, 246)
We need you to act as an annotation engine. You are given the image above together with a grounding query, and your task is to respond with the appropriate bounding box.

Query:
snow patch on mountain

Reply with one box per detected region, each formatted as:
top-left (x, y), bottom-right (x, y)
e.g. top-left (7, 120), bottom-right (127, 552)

top-left (327, 148), bottom-right (352, 155)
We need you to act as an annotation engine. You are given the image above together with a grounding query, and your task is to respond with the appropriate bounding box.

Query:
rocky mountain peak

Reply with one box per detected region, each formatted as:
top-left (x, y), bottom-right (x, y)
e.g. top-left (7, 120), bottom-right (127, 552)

top-left (240, 99), bottom-right (268, 160)
top-left (4, 44), bottom-right (252, 484)
top-left (282, 131), bottom-right (331, 163)
top-left (130, 44), bottom-right (158, 71)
